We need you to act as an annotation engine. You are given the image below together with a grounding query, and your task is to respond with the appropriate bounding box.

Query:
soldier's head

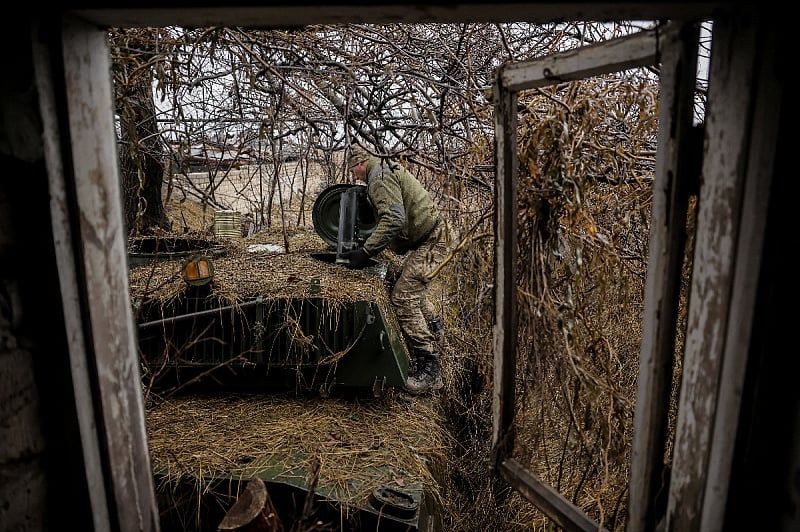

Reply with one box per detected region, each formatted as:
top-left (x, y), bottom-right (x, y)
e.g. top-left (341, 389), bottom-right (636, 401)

top-left (347, 145), bottom-right (370, 180)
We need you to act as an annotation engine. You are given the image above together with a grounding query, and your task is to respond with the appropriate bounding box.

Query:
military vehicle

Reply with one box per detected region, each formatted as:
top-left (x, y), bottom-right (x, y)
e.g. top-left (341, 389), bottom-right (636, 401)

top-left (131, 184), bottom-right (443, 531)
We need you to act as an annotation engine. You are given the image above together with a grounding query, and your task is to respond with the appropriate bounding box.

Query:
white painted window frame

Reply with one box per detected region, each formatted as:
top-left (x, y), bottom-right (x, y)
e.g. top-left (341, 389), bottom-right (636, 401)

top-left (491, 23), bottom-right (700, 532)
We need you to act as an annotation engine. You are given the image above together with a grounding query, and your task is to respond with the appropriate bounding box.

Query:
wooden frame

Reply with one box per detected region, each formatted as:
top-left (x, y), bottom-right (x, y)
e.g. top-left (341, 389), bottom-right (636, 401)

top-left (25, 4), bottom-right (776, 531)
top-left (74, 5), bottom-right (718, 28)
top-left (34, 16), bottom-right (158, 531)
top-left (32, 21), bottom-right (113, 531)
top-left (700, 17), bottom-right (780, 531)
top-left (491, 23), bottom-right (697, 531)
top-left (628, 23), bottom-right (700, 532)
top-left (667, 9), bottom-right (781, 530)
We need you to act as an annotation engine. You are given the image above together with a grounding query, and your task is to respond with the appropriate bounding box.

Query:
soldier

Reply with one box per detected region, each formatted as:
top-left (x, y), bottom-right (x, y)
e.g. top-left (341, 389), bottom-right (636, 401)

top-left (343, 145), bottom-right (449, 395)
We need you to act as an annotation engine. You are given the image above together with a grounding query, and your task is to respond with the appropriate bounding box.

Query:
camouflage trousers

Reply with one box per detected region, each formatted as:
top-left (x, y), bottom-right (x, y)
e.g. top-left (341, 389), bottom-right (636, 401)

top-left (391, 222), bottom-right (451, 355)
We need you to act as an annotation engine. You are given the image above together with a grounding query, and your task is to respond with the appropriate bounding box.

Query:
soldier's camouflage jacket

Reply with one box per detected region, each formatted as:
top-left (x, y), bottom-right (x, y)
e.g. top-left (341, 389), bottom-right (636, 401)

top-left (362, 157), bottom-right (439, 256)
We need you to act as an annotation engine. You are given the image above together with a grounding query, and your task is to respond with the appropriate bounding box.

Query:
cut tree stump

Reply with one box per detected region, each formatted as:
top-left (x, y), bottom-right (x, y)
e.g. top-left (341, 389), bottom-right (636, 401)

top-left (218, 478), bottom-right (283, 532)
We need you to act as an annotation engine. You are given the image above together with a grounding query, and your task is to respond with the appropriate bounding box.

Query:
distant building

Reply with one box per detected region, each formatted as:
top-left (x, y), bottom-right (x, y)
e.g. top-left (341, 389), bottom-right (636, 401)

top-left (167, 140), bottom-right (257, 173)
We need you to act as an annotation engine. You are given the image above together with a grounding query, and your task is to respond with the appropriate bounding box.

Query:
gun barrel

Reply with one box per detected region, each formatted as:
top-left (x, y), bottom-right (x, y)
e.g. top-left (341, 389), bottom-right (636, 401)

top-left (336, 187), bottom-right (360, 263)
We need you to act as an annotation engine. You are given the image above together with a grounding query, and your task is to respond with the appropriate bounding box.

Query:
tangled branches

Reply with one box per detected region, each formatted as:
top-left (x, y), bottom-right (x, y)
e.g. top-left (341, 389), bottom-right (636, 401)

top-left (108, 22), bottom-right (664, 234)
top-left (513, 74), bottom-right (659, 528)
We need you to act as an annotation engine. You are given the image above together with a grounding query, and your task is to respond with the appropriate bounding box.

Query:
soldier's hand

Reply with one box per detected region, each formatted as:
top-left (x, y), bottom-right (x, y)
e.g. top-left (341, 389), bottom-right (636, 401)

top-left (342, 248), bottom-right (370, 267)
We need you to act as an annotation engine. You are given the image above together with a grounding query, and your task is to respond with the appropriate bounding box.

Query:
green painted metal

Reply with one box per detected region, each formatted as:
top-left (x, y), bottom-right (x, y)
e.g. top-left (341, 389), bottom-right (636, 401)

top-left (137, 295), bottom-right (410, 393)
top-left (332, 302), bottom-right (409, 392)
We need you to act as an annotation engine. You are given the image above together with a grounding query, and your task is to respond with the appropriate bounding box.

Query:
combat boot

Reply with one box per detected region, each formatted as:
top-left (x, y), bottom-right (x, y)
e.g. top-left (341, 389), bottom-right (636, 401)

top-left (405, 352), bottom-right (443, 395)
top-left (427, 353), bottom-right (443, 391)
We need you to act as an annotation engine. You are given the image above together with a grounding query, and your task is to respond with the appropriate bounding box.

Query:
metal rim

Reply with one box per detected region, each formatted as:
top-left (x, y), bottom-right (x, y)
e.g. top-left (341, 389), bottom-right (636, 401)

top-left (311, 184), bottom-right (377, 248)
top-left (369, 485), bottom-right (418, 519)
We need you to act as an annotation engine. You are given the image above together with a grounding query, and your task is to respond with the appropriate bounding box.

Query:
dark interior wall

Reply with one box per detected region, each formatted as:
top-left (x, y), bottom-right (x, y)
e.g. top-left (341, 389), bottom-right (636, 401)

top-left (0, 20), bottom-right (93, 531)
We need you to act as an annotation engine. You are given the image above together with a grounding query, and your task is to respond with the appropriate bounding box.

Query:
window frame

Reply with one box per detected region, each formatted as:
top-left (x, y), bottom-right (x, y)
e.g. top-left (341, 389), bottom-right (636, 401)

top-left (490, 23), bottom-right (699, 531)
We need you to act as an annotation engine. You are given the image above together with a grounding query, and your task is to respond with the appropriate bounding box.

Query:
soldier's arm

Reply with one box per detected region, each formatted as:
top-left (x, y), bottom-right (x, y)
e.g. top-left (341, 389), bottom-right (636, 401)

top-left (363, 172), bottom-right (405, 255)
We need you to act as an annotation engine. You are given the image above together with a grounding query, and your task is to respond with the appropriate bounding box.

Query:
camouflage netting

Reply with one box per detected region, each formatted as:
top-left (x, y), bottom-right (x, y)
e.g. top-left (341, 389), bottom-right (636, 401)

top-left (130, 224), bottom-right (412, 390)
top-left (509, 76), bottom-right (660, 529)
top-left (147, 394), bottom-right (450, 527)
top-left (128, 228), bottom-right (391, 307)
top-left (134, 226), bottom-right (447, 529)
